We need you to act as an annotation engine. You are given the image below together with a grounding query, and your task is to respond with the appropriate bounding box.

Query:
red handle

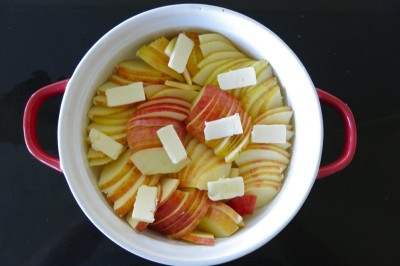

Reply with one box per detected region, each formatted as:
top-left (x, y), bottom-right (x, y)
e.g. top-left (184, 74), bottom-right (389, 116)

top-left (316, 88), bottom-right (357, 179)
top-left (23, 80), bottom-right (68, 173)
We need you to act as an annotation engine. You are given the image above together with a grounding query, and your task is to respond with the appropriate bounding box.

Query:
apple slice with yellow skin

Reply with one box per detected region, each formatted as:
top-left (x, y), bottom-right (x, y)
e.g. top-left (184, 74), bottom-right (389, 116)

top-left (137, 96), bottom-right (191, 109)
top-left (88, 105), bottom-right (131, 119)
top-left (113, 174), bottom-right (150, 216)
top-left (143, 84), bottom-right (169, 98)
top-left (203, 58), bottom-right (252, 86)
top-left (183, 32), bottom-right (203, 76)
top-left (164, 80), bottom-right (202, 91)
top-left (108, 132), bottom-right (128, 144)
top-left (255, 110), bottom-right (294, 125)
top-left (88, 156), bottom-right (113, 167)
top-left (116, 60), bottom-right (171, 78)
top-left (91, 116), bottom-right (127, 126)
top-left (87, 123), bottom-right (126, 135)
top-left (87, 147), bottom-right (106, 159)
top-left (116, 69), bottom-right (174, 84)
top-left (151, 190), bottom-right (192, 230)
top-left (149, 36), bottom-right (170, 53)
top-left (208, 201), bottom-right (243, 225)
top-left (105, 168), bottom-right (143, 203)
top-left (136, 45), bottom-right (184, 82)
top-left (197, 51), bottom-right (246, 68)
top-left (199, 41), bottom-right (238, 57)
top-left (150, 88), bottom-right (198, 102)
top-left (159, 177), bottom-right (180, 206)
top-left (101, 107), bottom-right (136, 119)
top-left (130, 148), bottom-right (191, 175)
top-left (195, 162), bottom-right (232, 190)
top-left (180, 230), bottom-right (215, 245)
top-left (197, 204), bottom-right (240, 237)
top-left (252, 86), bottom-right (283, 116)
top-left (245, 183), bottom-right (281, 208)
top-left (243, 171), bottom-right (284, 183)
top-left (253, 106), bottom-right (293, 124)
top-left (192, 59), bottom-right (231, 85)
top-left (98, 149), bottom-right (133, 190)
top-left (234, 147), bottom-right (290, 166)
top-left (240, 164), bottom-right (285, 176)
top-left (92, 95), bottom-right (107, 106)
top-left (109, 74), bottom-right (134, 86)
top-left (221, 115), bottom-right (252, 163)
top-left (96, 81), bottom-right (120, 95)
top-left (247, 143), bottom-right (291, 159)
top-left (241, 77), bottom-right (278, 113)
top-left (198, 33), bottom-right (234, 45)
top-left (177, 141), bottom-right (210, 187)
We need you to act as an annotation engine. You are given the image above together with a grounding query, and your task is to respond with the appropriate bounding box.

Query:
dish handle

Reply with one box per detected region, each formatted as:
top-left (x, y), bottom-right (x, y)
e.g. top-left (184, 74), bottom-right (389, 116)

top-left (23, 80), bottom-right (68, 173)
top-left (316, 89), bottom-right (357, 179)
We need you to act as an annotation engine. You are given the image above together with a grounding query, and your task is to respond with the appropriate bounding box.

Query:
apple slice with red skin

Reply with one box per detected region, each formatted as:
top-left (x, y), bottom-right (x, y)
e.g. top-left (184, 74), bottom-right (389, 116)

top-left (128, 106), bottom-right (189, 121)
top-left (226, 194), bottom-right (257, 216)
top-left (164, 190), bottom-right (210, 238)
top-left (155, 189), bottom-right (202, 234)
top-left (137, 96), bottom-right (191, 109)
top-left (127, 117), bottom-right (186, 153)
top-left (184, 85), bottom-right (217, 121)
top-left (150, 190), bottom-right (192, 230)
top-left (180, 231), bottom-right (215, 245)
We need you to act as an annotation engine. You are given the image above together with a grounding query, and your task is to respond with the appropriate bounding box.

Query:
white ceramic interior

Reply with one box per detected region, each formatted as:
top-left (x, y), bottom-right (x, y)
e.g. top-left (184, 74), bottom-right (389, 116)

top-left (58, 4), bottom-right (323, 266)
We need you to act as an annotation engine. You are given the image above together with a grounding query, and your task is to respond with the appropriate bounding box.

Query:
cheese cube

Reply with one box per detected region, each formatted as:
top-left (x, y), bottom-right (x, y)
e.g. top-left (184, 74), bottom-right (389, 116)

top-left (105, 82), bottom-right (145, 107)
top-left (207, 177), bottom-right (245, 201)
top-left (217, 67), bottom-right (257, 90)
top-left (204, 113), bottom-right (243, 141)
top-left (168, 33), bottom-right (194, 73)
top-left (89, 128), bottom-right (124, 160)
top-left (157, 125), bottom-right (187, 164)
top-left (132, 185), bottom-right (158, 223)
top-left (251, 125), bottom-right (287, 144)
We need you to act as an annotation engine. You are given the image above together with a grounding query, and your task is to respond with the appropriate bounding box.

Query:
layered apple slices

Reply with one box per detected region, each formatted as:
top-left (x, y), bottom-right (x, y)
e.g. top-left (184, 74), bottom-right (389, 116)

top-left (85, 31), bottom-right (294, 245)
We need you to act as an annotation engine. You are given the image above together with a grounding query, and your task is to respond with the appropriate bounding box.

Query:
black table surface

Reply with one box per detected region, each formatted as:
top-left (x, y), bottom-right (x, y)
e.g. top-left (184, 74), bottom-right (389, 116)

top-left (1, 1), bottom-right (399, 265)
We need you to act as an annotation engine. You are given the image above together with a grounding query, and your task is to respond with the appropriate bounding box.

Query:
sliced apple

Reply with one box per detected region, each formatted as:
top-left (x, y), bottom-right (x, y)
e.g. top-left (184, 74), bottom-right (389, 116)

top-left (159, 177), bottom-right (180, 205)
top-left (198, 33), bottom-right (234, 45)
top-left (115, 69), bottom-right (173, 84)
top-left (252, 86), bottom-right (283, 116)
top-left (209, 201), bottom-right (243, 225)
top-left (150, 88), bottom-right (198, 102)
top-left (136, 45), bottom-right (184, 82)
top-left (192, 59), bottom-right (231, 85)
top-left (130, 147), bottom-right (191, 175)
top-left (197, 51), bottom-right (246, 68)
top-left (180, 230), bottom-right (215, 245)
top-left (245, 183), bottom-right (281, 208)
top-left (199, 41), bottom-right (238, 57)
top-left (98, 149), bottom-right (133, 190)
top-left (113, 174), bottom-right (150, 216)
top-left (151, 189), bottom-right (191, 230)
top-left (197, 204), bottom-right (239, 237)
top-left (137, 96), bottom-right (191, 109)
top-left (116, 60), bottom-right (171, 77)
top-left (96, 81), bottom-right (120, 95)
top-left (164, 80), bottom-right (201, 91)
top-left (226, 194), bottom-right (257, 216)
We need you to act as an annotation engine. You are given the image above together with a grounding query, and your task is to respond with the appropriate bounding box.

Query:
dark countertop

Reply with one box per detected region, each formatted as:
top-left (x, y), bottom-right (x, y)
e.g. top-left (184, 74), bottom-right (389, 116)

top-left (1, 1), bottom-right (399, 265)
